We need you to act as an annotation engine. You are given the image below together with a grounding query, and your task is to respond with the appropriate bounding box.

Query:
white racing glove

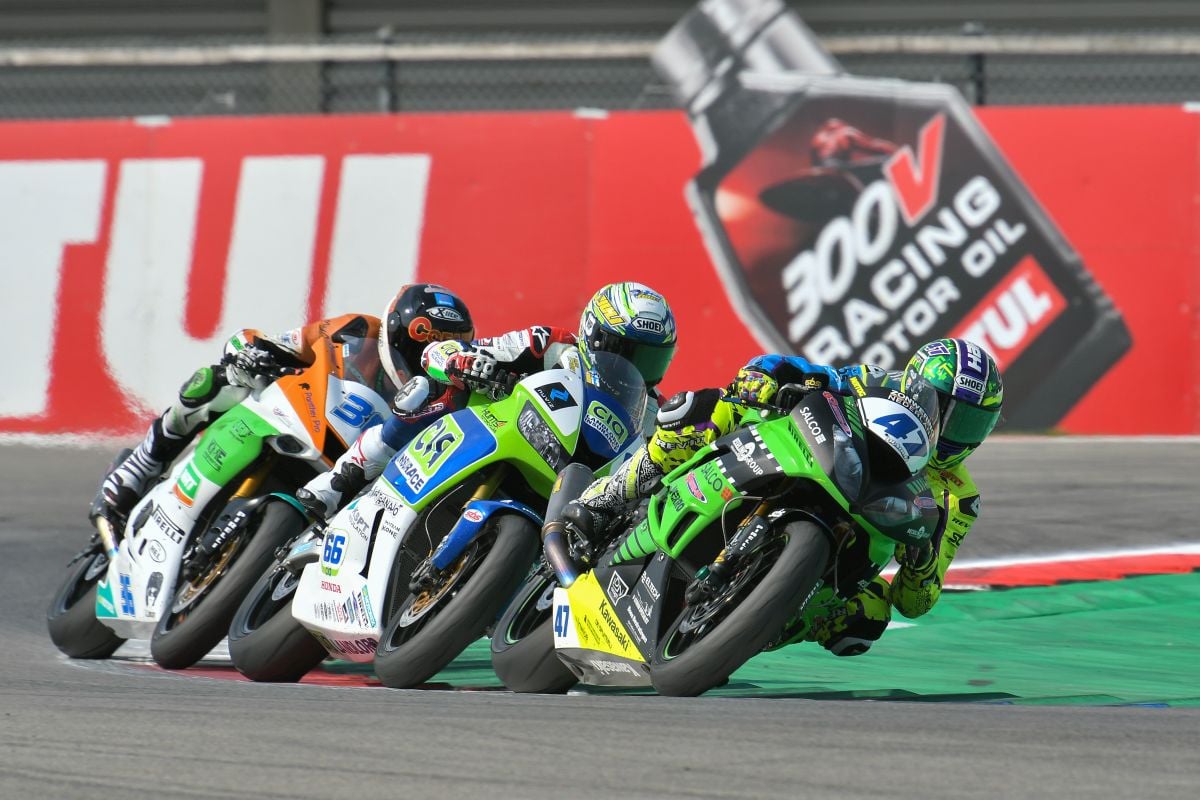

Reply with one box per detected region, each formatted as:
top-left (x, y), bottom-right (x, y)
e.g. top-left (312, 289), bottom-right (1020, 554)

top-left (225, 347), bottom-right (288, 390)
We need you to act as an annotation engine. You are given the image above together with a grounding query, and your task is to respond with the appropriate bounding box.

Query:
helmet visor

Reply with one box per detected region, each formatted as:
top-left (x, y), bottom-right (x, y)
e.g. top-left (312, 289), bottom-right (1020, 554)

top-left (939, 397), bottom-right (1000, 448)
top-left (584, 327), bottom-right (675, 386)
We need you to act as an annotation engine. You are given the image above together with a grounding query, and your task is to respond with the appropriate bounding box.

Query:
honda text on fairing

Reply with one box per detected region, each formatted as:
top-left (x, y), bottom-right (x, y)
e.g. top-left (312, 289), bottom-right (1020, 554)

top-left (227, 351), bottom-right (647, 688)
top-left (491, 381), bottom-right (941, 696)
top-left (47, 332), bottom-right (395, 667)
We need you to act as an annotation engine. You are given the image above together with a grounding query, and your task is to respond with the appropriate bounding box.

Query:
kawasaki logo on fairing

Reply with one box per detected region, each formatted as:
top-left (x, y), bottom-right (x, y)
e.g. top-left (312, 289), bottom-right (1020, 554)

top-left (599, 601), bottom-right (631, 651)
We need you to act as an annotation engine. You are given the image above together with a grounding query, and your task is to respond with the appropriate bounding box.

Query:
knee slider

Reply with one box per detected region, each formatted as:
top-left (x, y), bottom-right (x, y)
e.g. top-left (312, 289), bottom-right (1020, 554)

top-left (178, 366), bottom-right (223, 408)
top-left (828, 637), bottom-right (874, 657)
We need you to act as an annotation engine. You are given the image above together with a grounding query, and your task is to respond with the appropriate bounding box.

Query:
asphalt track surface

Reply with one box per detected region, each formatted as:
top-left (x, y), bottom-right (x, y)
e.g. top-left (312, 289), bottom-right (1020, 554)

top-left (2, 440), bottom-right (1199, 799)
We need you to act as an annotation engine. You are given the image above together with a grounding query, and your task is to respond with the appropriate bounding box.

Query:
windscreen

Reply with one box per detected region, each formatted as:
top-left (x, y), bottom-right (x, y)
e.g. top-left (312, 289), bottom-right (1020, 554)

top-left (584, 351), bottom-right (648, 423)
top-left (579, 351), bottom-right (649, 460)
top-left (341, 335), bottom-right (399, 397)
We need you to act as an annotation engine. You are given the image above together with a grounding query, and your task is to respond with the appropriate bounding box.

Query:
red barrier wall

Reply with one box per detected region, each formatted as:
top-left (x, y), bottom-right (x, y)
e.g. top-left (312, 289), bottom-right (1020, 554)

top-left (0, 107), bottom-right (1195, 437)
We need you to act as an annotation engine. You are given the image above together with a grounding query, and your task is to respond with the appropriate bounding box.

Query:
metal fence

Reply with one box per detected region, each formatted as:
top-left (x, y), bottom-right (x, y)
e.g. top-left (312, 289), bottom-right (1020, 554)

top-left (4, 30), bottom-right (1200, 119)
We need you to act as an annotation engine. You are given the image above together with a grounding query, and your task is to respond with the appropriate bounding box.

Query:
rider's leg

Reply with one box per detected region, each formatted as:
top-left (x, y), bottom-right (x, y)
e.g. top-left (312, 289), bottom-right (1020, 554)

top-left (96, 366), bottom-right (245, 518)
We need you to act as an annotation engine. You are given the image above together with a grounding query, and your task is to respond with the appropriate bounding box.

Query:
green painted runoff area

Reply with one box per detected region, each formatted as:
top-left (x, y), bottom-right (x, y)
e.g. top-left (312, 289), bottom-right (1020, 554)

top-left (326, 573), bottom-right (1200, 706)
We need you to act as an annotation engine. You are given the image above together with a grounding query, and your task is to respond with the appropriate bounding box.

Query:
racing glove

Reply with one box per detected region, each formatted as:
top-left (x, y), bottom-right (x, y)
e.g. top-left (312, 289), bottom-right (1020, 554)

top-left (224, 346), bottom-right (292, 390)
top-left (728, 368), bottom-right (779, 405)
top-left (444, 350), bottom-right (517, 400)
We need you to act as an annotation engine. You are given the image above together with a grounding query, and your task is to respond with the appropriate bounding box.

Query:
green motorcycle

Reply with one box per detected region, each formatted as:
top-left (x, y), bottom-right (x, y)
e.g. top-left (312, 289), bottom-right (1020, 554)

top-left (228, 350), bottom-right (648, 688)
top-left (491, 381), bottom-right (942, 696)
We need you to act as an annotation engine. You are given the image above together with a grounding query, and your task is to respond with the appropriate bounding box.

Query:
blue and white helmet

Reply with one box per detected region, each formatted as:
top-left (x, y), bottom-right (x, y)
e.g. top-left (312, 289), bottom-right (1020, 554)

top-left (578, 282), bottom-right (677, 386)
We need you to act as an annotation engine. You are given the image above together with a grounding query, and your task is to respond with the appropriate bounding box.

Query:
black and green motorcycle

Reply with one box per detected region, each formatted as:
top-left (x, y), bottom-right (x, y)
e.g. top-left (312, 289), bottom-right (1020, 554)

top-left (491, 381), bottom-right (942, 697)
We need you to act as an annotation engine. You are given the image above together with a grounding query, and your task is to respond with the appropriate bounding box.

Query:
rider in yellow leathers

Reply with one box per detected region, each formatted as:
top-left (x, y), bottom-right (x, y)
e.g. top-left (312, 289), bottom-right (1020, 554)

top-left (562, 338), bottom-right (1004, 656)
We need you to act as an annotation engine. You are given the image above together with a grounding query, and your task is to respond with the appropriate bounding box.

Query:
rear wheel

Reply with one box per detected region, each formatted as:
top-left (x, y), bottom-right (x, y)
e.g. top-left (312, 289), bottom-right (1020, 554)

top-left (47, 547), bottom-right (125, 659)
top-left (227, 561), bottom-right (326, 683)
top-left (373, 514), bottom-right (540, 689)
top-left (649, 520), bottom-right (830, 697)
top-left (490, 569), bottom-right (577, 693)
top-left (151, 501), bottom-right (308, 670)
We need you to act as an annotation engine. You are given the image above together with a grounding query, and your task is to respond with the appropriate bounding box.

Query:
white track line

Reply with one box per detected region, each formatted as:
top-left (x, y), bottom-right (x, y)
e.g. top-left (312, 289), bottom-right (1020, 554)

top-left (881, 542), bottom-right (1200, 577)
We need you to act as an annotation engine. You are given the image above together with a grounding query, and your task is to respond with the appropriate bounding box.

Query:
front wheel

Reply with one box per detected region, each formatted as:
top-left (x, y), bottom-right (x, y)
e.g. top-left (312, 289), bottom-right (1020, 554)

top-left (227, 560), bottom-right (327, 683)
top-left (47, 547), bottom-right (125, 659)
top-left (151, 501), bottom-right (308, 670)
top-left (373, 514), bottom-right (540, 689)
top-left (490, 569), bottom-right (577, 694)
top-left (650, 520), bottom-right (830, 697)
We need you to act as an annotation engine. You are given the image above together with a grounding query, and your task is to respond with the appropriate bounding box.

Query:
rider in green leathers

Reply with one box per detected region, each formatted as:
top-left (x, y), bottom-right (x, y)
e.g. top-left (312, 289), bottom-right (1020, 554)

top-left (562, 337), bottom-right (1004, 657)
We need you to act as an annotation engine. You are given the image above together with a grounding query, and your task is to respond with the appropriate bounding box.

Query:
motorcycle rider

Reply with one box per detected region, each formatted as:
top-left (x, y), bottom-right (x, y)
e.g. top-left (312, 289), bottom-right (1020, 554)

top-left (293, 281), bottom-right (678, 520)
top-left (91, 283), bottom-right (476, 524)
top-left (561, 337), bottom-right (1003, 657)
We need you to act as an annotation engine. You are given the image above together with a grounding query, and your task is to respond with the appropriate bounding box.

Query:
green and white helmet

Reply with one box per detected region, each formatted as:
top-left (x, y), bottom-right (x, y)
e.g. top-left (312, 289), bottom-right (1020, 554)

top-left (578, 282), bottom-right (677, 386)
top-left (901, 338), bottom-right (1003, 469)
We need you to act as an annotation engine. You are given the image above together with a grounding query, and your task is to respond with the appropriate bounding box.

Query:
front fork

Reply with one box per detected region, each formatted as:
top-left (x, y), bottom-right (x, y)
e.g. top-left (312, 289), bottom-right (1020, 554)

top-left (408, 464), bottom-right (508, 591)
top-left (685, 500), bottom-right (773, 604)
top-left (182, 454), bottom-right (278, 576)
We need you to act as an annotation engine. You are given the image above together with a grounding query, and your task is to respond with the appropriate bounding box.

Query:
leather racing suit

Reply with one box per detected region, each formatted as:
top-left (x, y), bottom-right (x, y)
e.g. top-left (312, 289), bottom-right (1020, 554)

top-left (299, 325), bottom-right (584, 515)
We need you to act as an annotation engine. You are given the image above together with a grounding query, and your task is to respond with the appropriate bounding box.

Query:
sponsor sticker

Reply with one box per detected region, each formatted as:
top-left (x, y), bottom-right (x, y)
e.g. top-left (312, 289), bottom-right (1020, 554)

top-left (606, 571), bottom-right (629, 602)
top-left (147, 540), bottom-right (167, 563)
top-left (535, 382), bottom-right (577, 412)
top-left (173, 462), bottom-right (201, 507)
top-left (585, 401), bottom-right (629, 451)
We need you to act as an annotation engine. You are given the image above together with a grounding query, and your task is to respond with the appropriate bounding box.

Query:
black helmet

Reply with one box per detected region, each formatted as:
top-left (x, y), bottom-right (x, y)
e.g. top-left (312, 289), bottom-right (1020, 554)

top-left (380, 284), bottom-right (475, 387)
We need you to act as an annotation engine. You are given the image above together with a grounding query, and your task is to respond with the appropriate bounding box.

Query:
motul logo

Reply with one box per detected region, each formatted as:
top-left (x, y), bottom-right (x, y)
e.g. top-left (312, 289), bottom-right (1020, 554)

top-left (1, 153), bottom-right (430, 422)
top-left (951, 256), bottom-right (1066, 370)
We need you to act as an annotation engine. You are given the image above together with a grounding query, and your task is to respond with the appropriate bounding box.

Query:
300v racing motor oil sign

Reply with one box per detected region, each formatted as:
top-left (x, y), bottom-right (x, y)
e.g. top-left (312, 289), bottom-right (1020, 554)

top-left (679, 74), bottom-right (1131, 429)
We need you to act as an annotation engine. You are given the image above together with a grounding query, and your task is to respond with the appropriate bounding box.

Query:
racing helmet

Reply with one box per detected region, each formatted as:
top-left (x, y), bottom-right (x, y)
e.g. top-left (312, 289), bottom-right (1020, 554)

top-left (380, 284), bottom-right (475, 388)
top-left (577, 282), bottom-right (677, 387)
top-left (901, 338), bottom-right (1004, 469)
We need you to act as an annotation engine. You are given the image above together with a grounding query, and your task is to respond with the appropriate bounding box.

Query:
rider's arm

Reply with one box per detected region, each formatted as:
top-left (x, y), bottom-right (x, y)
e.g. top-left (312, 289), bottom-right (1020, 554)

top-left (744, 354), bottom-right (848, 391)
top-left (377, 383), bottom-right (467, 451)
top-left (888, 464), bottom-right (981, 618)
top-left (420, 326), bottom-right (576, 394)
top-left (743, 355), bottom-right (894, 396)
top-left (224, 314), bottom-right (376, 367)
top-left (471, 325), bottom-right (576, 374)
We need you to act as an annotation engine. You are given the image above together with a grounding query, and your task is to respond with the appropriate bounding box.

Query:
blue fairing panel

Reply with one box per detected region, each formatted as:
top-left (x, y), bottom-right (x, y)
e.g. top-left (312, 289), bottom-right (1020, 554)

top-left (381, 410), bottom-right (497, 505)
top-left (580, 385), bottom-right (640, 462)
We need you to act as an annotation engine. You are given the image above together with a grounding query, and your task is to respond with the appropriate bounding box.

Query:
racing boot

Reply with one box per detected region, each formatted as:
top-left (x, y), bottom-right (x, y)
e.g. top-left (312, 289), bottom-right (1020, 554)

top-left (294, 460), bottom-right (367, 522)
top-left (295, 424), bottom-right (396, 521)
top-left (561, 501), bottom-right (606, 567)
top-left (94, 414), bottom-right (189, 521)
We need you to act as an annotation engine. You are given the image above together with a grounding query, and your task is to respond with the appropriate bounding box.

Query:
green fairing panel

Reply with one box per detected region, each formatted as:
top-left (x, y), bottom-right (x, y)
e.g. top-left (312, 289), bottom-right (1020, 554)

top-left (188, 404), bottom-right (279, 485)
top-left (757, 415), bottom-right (895, 565)
top-left (613, 413), bottom-right (896, 569)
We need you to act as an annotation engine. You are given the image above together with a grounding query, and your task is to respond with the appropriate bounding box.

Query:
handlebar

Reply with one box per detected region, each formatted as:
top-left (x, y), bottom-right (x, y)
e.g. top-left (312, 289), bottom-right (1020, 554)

top-left (722, 382), bottom-right (817, 414)
top-left (221, 348), bottom-right (302, 381)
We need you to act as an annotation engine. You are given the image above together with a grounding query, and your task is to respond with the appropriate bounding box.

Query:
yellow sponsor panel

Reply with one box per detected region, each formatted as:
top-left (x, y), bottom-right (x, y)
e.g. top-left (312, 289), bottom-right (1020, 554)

top-left (565, 572), bottom-right (644, 662)
top-left (595, 295), bottom-right (625, 326)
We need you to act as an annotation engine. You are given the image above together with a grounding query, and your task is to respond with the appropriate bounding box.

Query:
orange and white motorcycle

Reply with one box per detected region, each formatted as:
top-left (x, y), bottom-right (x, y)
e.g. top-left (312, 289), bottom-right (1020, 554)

top-left (47, 329), bottom-right (395, 670)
